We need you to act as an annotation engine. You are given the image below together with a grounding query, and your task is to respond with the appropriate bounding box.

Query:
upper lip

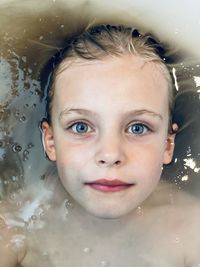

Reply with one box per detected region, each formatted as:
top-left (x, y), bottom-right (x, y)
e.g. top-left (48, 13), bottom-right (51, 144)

top-left (85, 179), bottom-right (133, 186)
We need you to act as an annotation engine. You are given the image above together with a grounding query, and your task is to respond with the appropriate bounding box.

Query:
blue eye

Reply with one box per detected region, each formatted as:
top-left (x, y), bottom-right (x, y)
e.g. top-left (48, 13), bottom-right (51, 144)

top-left (127, 123), bottom-right (149, 135)
top-left (70, 122), bottom-right (91, 134)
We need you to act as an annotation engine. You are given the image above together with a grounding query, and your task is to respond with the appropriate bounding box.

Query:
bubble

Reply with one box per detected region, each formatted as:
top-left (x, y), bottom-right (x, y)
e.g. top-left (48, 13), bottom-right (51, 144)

top-left (60, 24), bottom-right (64, 28)
top-left (21, 56), bottom-right (27, 63)
top-left (23, 156), bottom-right (28, 162)
top-left (23, 149), bottom-right (29, 156)
top-left (12, 176), bottom-right (18, 182)
top-left (9, 193), bottom-right (16, 200)
top-left (31, 215), bottom-right (37, 221)
top-left (14, 110), bottom-right (20, 117)
top-left (28, 143), bottom-right (34, 149)
top-left (65, 199), bottom-right (74, 209)
top-left (39, 36), bottom-right (44, 40)
top-left (19, 115), bottom-right (27, 122)
top-left (12, 143), bottom-right (22, 152)
top-left (136, 206), bottom-right (143, 216)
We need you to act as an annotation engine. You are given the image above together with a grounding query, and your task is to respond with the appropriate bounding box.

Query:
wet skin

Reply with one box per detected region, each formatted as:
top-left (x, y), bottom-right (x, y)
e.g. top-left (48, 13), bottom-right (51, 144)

top-left (42, 54), bottom-right (176, 219)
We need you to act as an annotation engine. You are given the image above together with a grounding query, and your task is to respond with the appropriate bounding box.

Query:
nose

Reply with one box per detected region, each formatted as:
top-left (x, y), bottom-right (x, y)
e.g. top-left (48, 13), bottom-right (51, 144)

top-left (95, 135), bottom-right (126, 168)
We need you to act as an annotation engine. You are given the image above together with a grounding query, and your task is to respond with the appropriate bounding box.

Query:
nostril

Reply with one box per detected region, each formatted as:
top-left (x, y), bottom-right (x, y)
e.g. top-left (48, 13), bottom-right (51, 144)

top-left (115, 160), bottom-right (121, 165)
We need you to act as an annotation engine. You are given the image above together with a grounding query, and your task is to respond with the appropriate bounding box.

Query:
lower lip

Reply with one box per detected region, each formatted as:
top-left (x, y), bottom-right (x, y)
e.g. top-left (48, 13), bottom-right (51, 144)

top-left (86, 183), bottom-right (133, 192)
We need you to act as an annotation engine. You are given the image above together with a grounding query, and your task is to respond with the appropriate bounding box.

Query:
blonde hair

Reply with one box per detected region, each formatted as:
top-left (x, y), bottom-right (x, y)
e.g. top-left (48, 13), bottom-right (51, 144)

top-left (43, 24), bottom-right (174, 132)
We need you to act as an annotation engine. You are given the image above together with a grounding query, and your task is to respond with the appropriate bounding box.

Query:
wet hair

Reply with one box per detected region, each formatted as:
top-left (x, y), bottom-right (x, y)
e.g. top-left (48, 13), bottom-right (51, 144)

top-left (41, 24), bottom-right (176, 133)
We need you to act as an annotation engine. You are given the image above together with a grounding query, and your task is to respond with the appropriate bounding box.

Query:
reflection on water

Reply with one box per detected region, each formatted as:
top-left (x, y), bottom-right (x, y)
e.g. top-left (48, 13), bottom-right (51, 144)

top-left (0, 1), bottom-right (200, 266)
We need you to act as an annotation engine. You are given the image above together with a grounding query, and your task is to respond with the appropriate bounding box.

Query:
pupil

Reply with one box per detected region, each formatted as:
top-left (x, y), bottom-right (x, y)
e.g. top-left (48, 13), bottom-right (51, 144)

top-left (132, 124), bottom-right (143, 134)
top-left (77, 123), bottom-right (87, 132)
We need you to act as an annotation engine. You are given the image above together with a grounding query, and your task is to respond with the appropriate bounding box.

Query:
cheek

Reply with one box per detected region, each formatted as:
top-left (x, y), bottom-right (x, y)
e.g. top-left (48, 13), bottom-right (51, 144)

top-left (130, 140), bottom-right (166, 176)
top-left (54, 139), bottom-right (94, 179)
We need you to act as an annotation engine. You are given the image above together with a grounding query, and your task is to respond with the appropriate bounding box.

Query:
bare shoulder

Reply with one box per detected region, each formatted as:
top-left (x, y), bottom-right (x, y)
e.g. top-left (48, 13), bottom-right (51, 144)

top-left (147, 182), bottom-right (200, 266)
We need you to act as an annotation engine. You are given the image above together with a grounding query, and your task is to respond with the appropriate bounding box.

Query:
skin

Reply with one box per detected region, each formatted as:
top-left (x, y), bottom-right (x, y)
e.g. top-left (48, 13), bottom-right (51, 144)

top-left (2, 54), bottom-right (200, 267)
top-left (42, 54), bottom-right (177, 219)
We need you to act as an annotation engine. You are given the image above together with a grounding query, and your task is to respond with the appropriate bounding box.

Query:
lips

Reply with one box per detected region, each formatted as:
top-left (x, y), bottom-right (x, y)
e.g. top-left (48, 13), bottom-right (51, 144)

top-left (85, 179), bottom-right (134, 193)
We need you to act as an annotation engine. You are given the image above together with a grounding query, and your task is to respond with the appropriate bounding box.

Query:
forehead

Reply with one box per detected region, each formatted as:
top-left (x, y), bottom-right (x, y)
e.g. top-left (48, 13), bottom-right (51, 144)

top-left (52, 55), bottom-right (169, 117)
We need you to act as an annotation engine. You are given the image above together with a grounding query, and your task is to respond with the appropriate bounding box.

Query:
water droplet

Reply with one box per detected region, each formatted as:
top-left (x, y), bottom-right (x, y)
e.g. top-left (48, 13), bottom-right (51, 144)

top-left (12, 143), bottom-right (22, 152)
top-left (136, 206), bottom-right (143, 216)
top-left (100, 260), bottom-right (110, 267)
top-left (83, 247), bottom-right (92, 253)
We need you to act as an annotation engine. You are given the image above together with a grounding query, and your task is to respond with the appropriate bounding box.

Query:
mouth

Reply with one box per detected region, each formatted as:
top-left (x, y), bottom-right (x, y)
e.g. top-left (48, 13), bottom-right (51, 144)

top-left (85, 179), bottom-right (134, 193)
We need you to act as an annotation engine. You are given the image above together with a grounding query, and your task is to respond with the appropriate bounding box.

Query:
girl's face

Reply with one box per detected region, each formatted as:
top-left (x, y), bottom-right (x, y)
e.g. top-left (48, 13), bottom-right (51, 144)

top-left (42, 55), bottom-right (176, 219)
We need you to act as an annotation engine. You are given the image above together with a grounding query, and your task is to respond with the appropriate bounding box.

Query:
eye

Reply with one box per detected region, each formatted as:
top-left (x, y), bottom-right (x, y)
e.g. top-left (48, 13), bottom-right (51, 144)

top-left (69, 122), bottom-right (92, 134)
top-left (127, 123), bottom-right (150, 135)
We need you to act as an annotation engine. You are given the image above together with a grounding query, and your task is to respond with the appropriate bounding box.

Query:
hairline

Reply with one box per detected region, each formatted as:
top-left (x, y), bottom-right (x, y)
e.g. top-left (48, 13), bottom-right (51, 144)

top-left (49, 53), bottom-right (173, 125)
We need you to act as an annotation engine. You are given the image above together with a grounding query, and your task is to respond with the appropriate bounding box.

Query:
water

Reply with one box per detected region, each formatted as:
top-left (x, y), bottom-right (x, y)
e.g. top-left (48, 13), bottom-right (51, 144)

top-left (0, 0), bottom-right (200, 266)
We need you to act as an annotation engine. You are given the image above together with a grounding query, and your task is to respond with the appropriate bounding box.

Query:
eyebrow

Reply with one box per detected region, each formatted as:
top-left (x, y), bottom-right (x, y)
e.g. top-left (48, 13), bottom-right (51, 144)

top-left (59, 108), bottom-right (163, 121)
top-left (124, 109), bottom-right (163, 120)
top-left (59, 108), bottom-right (98, 121)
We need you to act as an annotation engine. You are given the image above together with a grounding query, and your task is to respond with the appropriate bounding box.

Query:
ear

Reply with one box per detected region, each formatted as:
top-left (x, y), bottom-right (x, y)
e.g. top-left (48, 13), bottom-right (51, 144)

top-left (163, 123), bottom-right (178, 165)
top-left (41, 120), bottom-right (56, 161)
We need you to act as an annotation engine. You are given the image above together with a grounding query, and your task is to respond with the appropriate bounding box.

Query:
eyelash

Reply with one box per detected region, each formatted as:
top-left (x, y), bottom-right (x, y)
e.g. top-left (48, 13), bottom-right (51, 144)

top-left (66, 121), bottom-right (152, 136)
top-left (66, 121), bottom-right (94, 135)
top-left (126, 122), bottom-right (152, 136)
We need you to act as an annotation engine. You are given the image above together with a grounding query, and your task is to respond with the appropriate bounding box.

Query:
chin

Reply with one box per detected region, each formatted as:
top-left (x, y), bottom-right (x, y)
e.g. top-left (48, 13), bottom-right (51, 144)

top-left (85, 205), bottom-right (134, 220)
